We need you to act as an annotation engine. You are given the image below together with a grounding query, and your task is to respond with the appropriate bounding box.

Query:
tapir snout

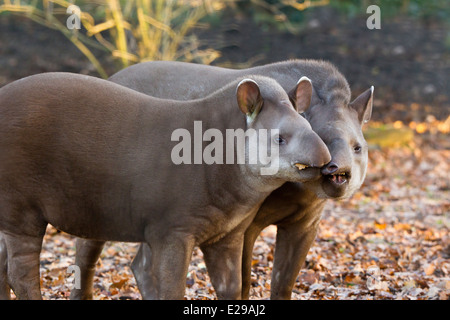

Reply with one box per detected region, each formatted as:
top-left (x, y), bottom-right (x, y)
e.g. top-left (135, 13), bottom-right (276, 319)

top-left (321, 138), bottom-right (352, 173)
top-left (300, 131), bottom-right (331, 168)
top-left (289, 129), bottom-right (331, 182)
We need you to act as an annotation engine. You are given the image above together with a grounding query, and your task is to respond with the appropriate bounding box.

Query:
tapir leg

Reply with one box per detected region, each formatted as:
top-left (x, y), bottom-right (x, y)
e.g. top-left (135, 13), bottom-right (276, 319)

top-left (145, 231), bottom-right (195, 300)
top-left (0, 199), bottom-right (48, 300)
top-left (4, 232), bottom-right (45, 300)
top-left (131, 243), bottom-right (158, 299)
top-left (270, 217), bottom-right (320, 300)
top-left (241, 223), bottom-right (264, 300)
top-left (70, 238), bottom-right (106, 300)
top-left (0, 233), bottom-right (11, 300)
top-left (201, 230), bottom-right (246, 300)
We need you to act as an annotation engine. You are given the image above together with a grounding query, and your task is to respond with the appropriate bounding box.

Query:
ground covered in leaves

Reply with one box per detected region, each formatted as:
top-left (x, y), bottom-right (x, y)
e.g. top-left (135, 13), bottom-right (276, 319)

top-left (9, 121), bottom-right (444, 300)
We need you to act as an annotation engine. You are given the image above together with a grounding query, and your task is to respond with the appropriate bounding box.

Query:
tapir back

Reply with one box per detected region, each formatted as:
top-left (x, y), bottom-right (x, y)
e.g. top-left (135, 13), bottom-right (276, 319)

top-left (109, 60), bottom-right (350, 106)
top-left (0, 73), bottom-right (179, 241)
top-left (109, 61), bottom-right (236, 100)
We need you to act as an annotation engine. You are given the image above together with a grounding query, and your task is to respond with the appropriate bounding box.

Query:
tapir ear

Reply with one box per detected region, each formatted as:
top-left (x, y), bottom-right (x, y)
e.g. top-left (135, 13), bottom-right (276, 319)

top-left (236, 79), bottom-right (263, 121)
top-left (350, 86), bottom-right (374, 124)
top-left (288, 76), bottom-right (313, 113)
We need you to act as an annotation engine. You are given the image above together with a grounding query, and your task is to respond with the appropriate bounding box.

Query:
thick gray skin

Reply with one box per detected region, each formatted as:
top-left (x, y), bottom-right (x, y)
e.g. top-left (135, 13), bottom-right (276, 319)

top-left (0, 233), bottom-right (8, 300)
top-left (68, 60), bottom-right (373, 300)
top-left (0, 72), bottom-right (330, 299)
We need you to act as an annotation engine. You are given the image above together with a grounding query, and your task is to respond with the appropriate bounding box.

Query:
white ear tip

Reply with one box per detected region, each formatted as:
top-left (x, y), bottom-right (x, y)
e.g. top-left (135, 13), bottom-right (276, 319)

top-left (297, 76), bottom-right (311, 84)
top-left (237, 78), bottom-right (258, 87)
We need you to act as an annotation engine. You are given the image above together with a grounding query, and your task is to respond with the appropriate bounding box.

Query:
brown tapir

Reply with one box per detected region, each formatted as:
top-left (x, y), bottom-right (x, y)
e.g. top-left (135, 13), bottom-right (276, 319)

top-left (0, 72), bottom-right (331, 299)
top-left (68, 59), bottom-right (373, 300)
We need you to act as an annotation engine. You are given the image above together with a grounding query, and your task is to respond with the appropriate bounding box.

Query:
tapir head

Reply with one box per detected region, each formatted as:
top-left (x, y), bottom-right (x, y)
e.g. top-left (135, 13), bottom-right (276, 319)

top-left (299, 83), bottom-right (373, 199)
top-left (236, 76), bottom-right (331, 183)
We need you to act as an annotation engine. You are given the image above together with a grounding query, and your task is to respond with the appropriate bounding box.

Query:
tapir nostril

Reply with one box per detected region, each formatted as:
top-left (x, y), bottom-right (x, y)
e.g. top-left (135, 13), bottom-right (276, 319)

top-left (321, 161), bottom-right (339, 175)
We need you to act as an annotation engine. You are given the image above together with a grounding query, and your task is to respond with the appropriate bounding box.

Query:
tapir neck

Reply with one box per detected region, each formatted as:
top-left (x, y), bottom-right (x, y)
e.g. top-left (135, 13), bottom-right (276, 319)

top-left (123, 83), bottom-right (281, 223)
top-left (165, 91), bottom-right (284, 206)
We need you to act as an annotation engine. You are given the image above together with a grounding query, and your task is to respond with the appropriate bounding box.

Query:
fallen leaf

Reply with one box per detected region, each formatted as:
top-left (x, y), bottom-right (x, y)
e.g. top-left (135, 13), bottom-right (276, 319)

top-left (375, 222), bottom-right (387, 230)
top-left (424, 264), bottom-right (436, 276)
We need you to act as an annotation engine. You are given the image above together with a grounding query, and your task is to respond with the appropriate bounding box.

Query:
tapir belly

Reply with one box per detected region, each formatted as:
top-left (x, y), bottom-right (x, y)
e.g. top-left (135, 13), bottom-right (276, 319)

top-left (0, 174), bottom-right (146, 242)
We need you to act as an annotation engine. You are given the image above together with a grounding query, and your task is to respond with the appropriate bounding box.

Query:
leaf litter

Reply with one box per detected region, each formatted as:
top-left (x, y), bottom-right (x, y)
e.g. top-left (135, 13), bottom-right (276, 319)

top-left (13, 124), bottom-right (448, 300)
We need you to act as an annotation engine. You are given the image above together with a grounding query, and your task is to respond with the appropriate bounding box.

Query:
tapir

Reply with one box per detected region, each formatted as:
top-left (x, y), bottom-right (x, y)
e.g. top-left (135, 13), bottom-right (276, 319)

top-left (0, 72), bottom-right (331, 299)
top-left (67, 59), bottom-right (373, 300)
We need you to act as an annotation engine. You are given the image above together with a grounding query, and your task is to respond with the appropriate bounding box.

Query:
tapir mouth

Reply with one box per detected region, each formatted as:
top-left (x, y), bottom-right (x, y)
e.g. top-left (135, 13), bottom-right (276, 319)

top-left (294, 163), bottom-right (309, 171)
top-left (325, 171), bottom-right (350, 186)
top-left (293, 163), bottom-right (322, 182)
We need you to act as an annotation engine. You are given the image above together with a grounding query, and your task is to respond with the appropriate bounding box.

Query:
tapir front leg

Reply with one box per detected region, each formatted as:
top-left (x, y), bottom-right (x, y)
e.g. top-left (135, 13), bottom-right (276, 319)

top-left (201, 230), bottom-right (246, 300)
top-left (70, 238), bottom-right (106, 300)
top-left (241, 223), bottom-right (265, 300)
top-left (131, 243), bottom-right (159, 299)
top-left (145, 231), bottom-right (195, 299)
top-left (0, 233), bottom-right (10, 300)
top-left (270, 214), bottom-right (322, 300)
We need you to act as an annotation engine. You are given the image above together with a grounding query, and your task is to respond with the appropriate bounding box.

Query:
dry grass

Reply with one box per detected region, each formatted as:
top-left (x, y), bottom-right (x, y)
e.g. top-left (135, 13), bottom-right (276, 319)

top-left (0, 0), bottom-right (229, 77)
top-left (0, 0), bottom-right (329, 77)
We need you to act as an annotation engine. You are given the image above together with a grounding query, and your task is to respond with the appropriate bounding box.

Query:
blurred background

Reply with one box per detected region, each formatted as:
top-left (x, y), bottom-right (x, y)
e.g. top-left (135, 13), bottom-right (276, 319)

top-left (0, 0), bottom-right (448, 300)
top-left (0, 0), bottom-right (449, 123)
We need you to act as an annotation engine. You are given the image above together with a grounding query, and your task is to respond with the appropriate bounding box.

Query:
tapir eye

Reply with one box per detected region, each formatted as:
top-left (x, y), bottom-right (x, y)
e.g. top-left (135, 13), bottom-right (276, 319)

top-left (274, 135), bottom-right (286, 145)
top-left (354, 144), bottom-right (362, 153)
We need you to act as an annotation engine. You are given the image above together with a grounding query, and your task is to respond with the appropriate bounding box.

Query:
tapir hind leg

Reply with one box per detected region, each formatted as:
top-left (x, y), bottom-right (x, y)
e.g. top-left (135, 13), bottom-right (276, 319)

top-left (0, 233), bottom-right (11, 300)
top-left (0, 199), bottom-right (47, 300)
top-left (70, 238), bottom-right (106, 300)
top-left (4, 231), bottom-right (45, 300)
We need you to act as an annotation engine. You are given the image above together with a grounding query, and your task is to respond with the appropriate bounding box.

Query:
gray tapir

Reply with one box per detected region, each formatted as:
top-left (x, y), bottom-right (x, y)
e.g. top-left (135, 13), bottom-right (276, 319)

top-left (0, 72), bottom-right (331, 299)
top-left (69, 59), bottom-right (373, 300)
